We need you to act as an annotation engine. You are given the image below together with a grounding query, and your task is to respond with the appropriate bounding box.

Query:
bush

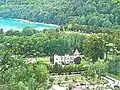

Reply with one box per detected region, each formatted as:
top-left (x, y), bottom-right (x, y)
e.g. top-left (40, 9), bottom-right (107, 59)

top-left (49, 77), bottom-right (54, 83)
top-left (50, 64), bottom-right (87, 74)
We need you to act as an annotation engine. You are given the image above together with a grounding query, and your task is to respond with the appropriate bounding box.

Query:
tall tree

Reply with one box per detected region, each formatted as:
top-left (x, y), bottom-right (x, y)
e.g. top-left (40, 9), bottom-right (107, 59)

top-left (83, 34), bottom-right (105, 62)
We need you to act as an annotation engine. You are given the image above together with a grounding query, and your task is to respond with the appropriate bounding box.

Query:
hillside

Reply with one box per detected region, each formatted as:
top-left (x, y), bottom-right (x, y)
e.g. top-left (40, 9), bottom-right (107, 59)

top-left (0, 0), bottom-right (120, 28)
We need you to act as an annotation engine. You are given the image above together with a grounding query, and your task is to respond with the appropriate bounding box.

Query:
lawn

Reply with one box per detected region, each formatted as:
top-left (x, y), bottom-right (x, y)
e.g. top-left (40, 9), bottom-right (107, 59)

top-left (37, 56), bottom-right (50, 64)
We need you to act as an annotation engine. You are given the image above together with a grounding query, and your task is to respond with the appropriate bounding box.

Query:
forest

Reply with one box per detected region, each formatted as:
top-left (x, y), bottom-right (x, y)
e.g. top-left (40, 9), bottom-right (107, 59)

top-left (0, 0), bottom-right (120, 28)
top-left (0, 0), bottom-right (120, 89)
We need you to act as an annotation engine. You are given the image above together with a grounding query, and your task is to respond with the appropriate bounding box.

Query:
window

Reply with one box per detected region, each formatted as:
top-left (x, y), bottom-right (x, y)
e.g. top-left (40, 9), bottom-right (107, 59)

top-left (61, 56), bottom-right (63, 60)
top-left (59, 61), bottom-right (61, 63)
top-left (70, 57), bottom-right (72, 60)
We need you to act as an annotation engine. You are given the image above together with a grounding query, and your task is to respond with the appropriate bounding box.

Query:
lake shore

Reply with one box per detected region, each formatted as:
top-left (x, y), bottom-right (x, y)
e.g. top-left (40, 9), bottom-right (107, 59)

top-left (14, 18), bottom-right (59, 27)
top-left (0, 17), bottom-right (59, 27)
top-left (0, 17), bottom-right (59, 31)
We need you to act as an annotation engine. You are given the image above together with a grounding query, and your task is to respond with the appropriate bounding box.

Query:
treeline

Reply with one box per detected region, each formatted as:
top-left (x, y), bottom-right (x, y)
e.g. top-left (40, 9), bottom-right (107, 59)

top-left (0, 30), bottom-right (86, 57)
top-left (0, 27), bottom-right (120, 62)
top-left (0, 23), bottom-right (116, 36)
top-left (0, 0), bottom-right (120, 28)
top-left (60, 24), bottom-right (112, 33)
top-left (0, 27), bottom-right (39, 36)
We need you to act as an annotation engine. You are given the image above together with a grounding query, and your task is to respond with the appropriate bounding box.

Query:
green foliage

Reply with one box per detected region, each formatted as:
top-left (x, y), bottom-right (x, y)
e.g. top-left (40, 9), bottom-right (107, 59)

top-left (62, 23), bottom-right (110, 33)
top-left (74, 57), bottom-right (81, 64)
top-left (65, 76), bottom-right (69, 81)
top-left (5, 29), bottom-right (14, 36)
top-left (85, 60), bottom-right (108, 78)
top-left (1, 31), bottom-right (87, 57)
top-left (112, 30), bottom-right (120, 51)
top-left (0, 54), bottom-right (49, 89)
top-left (0, 43), bottom-right (49, 89)
top-left (0, 28), bottom-right (4, 35)
top-left (17, 81), bottom-right (28, 90)
top-left (83, 34), bottom-right (106, 62)
top-left (0, 0), bottom-right (120, 28)
top-left (22, 27), bottom-right (39, 36)
top-left (1, 25), bottom-right (120, 88)
top-left (2, 35), bottom-right (48, 56)
top-left (49, 77), bottom-right (54, 83)
top-left (50, 64), bottom-right (87, 73)
top-left (108, 56), bottom-right (120, 76)
top-left (5, 29), bottom-right (21, 36)
top-left (43, 32), bottom-right (86, 55)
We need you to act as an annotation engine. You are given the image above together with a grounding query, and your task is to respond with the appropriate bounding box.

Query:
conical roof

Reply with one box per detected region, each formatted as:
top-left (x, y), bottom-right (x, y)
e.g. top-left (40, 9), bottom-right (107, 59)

top-left (74, 49), bottom-right (80, 55)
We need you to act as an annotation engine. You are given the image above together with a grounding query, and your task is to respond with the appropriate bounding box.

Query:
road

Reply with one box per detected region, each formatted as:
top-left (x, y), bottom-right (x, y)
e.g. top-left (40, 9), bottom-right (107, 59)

top-left (101, 75), bottom-right (120, 88)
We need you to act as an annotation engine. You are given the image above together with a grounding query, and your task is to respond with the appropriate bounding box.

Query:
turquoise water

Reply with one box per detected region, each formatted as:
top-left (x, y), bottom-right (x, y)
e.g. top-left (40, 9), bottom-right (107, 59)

top-left (0, 18), bottom-right (58, 31)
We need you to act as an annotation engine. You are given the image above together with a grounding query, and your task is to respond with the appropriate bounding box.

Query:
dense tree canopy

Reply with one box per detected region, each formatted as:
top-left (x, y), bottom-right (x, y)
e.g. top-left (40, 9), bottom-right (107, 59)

top-left (83, 34), bottom-right (106, 62)
top-left (0, 41), bottom-right (49, 90)
top-left (0, 0), bottom-right (120, 28)
top-left (0, 0), bottom-right (120, 89)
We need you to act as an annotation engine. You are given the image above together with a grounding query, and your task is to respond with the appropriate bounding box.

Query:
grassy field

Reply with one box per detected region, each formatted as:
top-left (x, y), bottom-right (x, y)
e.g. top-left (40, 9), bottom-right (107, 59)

top-left (37, 56), bottom-right (50, 64)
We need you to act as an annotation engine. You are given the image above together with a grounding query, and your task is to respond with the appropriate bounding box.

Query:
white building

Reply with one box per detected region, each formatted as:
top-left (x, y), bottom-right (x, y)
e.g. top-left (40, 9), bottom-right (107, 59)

top-left (54, 49), bottom-right (80, 65)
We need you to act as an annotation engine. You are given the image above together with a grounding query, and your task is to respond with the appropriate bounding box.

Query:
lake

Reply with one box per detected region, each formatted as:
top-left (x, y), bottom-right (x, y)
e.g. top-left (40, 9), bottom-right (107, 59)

top-left (0, 18), bottom-right (58, 31)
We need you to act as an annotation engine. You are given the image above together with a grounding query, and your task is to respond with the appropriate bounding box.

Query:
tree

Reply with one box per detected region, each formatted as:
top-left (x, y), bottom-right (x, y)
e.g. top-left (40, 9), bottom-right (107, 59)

top-left (102, 20), bottom-right (112, 28)
top-left (74, 57), bottom-right (81, 64)
top-left (0, 28), bottom-right (4, 35)
top-left (49, 77), bottom-right (54, 83)
top-left (50, 55), bottom-right (54, 64)
top-left (22, 27), bottom-right (38, 36)
top-left (98, 2), bottom-right (111, 14)
top-left (79, 16), bottom-right (87, 25)
top-left (88, 16), bottom-right (98, 26)
top-left (115, 15), bottom-right (120, 25)
top-left (83, 34), bottom-right (105, 62)
top-left (0, 0), bottom-right (120, 28)
top-left (12, 30), bottom-right (21, 36)
top-left (0, 53), bottom-right (49, 89)
top-left (108, 56), bottom-right (120, 76)
top-left (5, 30), bottom-right (21, 36)
top-left (113, 0), bottom-right (120, 2)
top-left (112, 30), bottom-right (120, 51)
top-left (5, 29), bottom-right (14, 36)
top-left (51, 63), bottom-right (62, 73)
top-left (85, 60), bottom-right (108, 78)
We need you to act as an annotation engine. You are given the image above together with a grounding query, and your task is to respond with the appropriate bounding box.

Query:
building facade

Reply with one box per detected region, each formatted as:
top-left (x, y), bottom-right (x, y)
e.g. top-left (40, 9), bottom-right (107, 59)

top-left (54, 49), bottom-right (80, 65)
